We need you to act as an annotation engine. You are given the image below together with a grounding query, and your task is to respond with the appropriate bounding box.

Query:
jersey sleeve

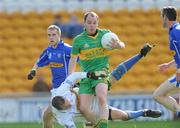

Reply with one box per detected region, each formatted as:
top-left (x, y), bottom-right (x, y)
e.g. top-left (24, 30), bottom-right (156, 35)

top-left (36, 49), bottom-right (49, 67)
top-left (64, 43), bottom-right (72, 56)
top-left (102, 29), bottom-right (111, 34)
top-left (170, 30), bottom-right (180, 68)
top-left (64, 72), bottom-right (87, 88)
top-left (71, 38), bottom-right (80, 56)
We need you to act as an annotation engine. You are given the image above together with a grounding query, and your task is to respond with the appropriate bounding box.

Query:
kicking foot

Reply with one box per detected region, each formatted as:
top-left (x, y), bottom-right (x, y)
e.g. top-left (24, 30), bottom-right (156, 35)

top-left (140, 43), bottom-right (154, 57)
top-left (143, 109), bottom-right (162, 118)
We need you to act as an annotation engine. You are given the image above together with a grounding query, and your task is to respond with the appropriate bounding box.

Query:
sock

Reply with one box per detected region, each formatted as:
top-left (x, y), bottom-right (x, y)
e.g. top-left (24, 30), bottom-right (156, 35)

top-left (94, 119), bottom-right (108, 128)
top-left (111, 54), bottom-right (142, 80)
top-left (126, 110), bottom-right (144, 120)
top-left (100, 104), bottom-right (109, 120)
top-left (99, 121), bottom-right (108, 128)
top-left (176, 111), bottom-right (180, 117)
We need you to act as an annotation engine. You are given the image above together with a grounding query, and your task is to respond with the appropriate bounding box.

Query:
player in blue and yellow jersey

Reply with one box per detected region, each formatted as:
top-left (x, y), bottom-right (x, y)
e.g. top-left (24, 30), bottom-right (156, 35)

top-left (153, 6), bottom-right (180, 118)
top-left (68, 12), bottom-right (125, 128)
top-left (27, 25), bottom-right (72, 128)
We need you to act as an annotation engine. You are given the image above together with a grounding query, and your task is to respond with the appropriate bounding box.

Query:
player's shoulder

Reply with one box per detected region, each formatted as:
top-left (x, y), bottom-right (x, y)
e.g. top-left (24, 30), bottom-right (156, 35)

top-left (72, 32), bottom-right (85, 45)
top-left (98, 28), bottom-right (111, 34)
top-left (74, 32), bottom-right (84, 40)
top-left (45, 46), bottom-right (51, 52)
top-left (172, 23), bottom-right (180, 37)
top-left (64, 43), bottom-right (72, 48)
top-left (175, 23), bottom-right (180, 31)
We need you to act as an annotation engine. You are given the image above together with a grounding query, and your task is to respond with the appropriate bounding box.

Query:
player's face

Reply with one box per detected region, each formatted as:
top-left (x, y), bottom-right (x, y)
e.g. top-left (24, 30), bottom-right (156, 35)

top-left (61, 99), bottom-right (71, 110)
top-left (84, 15), bottom-right (98, 35)
top-left (161, 13), bottom-right (168, 28)
top-left (47, 29), bottom-right (60, 46)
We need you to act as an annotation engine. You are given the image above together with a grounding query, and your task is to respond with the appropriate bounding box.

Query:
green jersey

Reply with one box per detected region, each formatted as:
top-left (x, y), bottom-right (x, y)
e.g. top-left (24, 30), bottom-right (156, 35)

top-left (71, 29), bottom-right (111, 72)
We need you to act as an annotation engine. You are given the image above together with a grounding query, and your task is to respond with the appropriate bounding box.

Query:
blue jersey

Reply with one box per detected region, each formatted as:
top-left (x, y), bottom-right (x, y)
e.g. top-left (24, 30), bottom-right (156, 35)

top-left (36, 40), bottom-right (72, 88)
top-left (169, 22), bottom-right (180, 68)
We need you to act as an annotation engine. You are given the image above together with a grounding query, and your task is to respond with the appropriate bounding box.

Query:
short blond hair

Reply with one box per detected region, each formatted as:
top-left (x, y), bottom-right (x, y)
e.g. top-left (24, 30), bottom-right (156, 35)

top-left (47, 25), bottom-right (61, 35)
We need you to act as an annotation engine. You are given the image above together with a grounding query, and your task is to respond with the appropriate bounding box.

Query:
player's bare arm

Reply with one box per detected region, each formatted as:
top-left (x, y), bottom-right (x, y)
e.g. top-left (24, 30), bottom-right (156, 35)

top-left (158, 60), bottom-right (176, 72)
top-left (68, 56), bottom-right (78, 75)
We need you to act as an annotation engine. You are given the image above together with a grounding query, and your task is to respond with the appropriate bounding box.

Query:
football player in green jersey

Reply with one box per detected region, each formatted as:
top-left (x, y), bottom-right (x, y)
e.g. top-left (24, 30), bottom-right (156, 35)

top-left (68, 12), bottom-right (125, 128)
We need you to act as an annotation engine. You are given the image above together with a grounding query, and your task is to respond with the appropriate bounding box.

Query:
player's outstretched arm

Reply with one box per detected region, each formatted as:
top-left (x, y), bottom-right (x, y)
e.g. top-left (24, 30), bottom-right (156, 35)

top-left (110, 43), bottom-right (154, 85)
top-left (65, 71), bottom-right (107, 87)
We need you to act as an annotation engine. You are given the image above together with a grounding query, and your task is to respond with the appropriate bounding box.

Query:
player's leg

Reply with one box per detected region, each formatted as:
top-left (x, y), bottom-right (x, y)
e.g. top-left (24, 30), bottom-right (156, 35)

top-left (110, 43), bottom-right (153, 85)
top-left (94, 83), bottom-right (109, 128)
top-left (109, 107), bottom-right (161, 121)
top-left (108, 107), bottom-right (128, 121)
top-left (42, 104), bottom-right (54, 128)
top-left (86, 106), bottom-right (162, 127)
top-left (79, 94), bottom-right (97, 124)
top-left (153, 76), bottom-right (180, 113)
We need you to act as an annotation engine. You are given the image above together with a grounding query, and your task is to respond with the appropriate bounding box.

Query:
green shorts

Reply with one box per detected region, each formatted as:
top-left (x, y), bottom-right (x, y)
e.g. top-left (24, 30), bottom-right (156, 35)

top-left (79, 77), bottom-right (112, 95)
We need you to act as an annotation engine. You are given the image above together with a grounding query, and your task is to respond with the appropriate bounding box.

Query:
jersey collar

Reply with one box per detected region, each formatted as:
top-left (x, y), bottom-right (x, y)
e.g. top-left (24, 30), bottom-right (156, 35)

top-left (50, 40), bottom-right (64, 49)
top-left (84, 29), bottom-right (99, 39)
top-left (169, 22), bottom-right (179, 32)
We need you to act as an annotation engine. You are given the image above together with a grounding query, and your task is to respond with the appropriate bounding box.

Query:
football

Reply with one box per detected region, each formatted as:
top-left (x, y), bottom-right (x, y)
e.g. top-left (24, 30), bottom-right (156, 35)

top-left (101, 32), bottom-right (120, 50)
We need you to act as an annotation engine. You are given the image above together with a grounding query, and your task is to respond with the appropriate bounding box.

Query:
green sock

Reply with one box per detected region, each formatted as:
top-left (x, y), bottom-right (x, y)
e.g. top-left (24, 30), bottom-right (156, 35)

top-left (99, 121), bottom-right (108, 128)
top-left (95, 119), bottom-right (108, 128)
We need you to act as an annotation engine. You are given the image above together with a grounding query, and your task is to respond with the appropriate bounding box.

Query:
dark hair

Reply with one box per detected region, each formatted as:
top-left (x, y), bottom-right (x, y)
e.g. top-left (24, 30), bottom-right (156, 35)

top-left (162, 6), bottom-right (177, 21)
top-left (52, 96), bottom-right (65, 110)
top-left (84, 11), bottom-right (99, 22)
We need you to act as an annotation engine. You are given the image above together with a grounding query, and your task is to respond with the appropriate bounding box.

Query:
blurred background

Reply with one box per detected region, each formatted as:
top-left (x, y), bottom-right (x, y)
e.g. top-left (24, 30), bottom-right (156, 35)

top-left (0, 0), bottom-right (180, 126)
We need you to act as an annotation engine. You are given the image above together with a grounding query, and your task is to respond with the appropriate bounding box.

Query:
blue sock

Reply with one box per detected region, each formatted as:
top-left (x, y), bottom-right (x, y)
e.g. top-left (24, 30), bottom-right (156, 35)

top-left (176, 111), bottom-right (180, 117)
top-left (111, 54), bottom-right (142, 80)
top-left (126, 110), bottom-right (144, 120)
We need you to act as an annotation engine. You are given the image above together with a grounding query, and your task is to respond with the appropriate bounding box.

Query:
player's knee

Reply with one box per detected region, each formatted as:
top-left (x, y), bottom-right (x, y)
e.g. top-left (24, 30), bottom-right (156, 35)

top-left (79, 104), bottom-right (89, 114)
top-left (153, 91), bottom-right (161, 102)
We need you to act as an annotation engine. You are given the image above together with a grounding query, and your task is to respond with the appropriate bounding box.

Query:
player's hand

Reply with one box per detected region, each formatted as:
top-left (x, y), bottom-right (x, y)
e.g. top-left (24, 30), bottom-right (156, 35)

top-left (140, 43), bottom-right (154, 57)
top-left (158, 63), bottom-right (169, 72)
top-left (110, 38), bottom-right (125, 49)
top-left (27, 70), bottom-right (36, 80)
top-left (87, 71), bottom-right (107, 80)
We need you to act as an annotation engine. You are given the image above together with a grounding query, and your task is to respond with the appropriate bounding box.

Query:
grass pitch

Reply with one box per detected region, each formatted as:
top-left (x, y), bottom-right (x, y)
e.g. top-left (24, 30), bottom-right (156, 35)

top-left (0, 121), bottom-right (179, 128)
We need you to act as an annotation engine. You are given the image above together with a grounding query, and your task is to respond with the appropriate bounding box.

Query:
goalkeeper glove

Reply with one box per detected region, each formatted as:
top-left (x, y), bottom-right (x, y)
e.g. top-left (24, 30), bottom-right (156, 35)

top-left (27, 70), bottom-right (36, 80)
top-left (87, 71), bottom-right (107, 80)
top-left (140, 43), bottom-right (154, 57)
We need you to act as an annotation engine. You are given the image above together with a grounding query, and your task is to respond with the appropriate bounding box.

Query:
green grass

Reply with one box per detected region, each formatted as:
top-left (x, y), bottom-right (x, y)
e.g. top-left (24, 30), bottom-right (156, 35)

top-left (0, 121), bottom-right (179, 128)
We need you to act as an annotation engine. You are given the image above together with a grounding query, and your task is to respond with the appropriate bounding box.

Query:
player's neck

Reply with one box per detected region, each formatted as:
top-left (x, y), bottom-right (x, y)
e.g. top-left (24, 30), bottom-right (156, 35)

top-left (168, 21), bottom-right (177, 28)
top-left (52, 42), bottom-right (58, 48)
top-left (88, 30), bottom-right (98, 37)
